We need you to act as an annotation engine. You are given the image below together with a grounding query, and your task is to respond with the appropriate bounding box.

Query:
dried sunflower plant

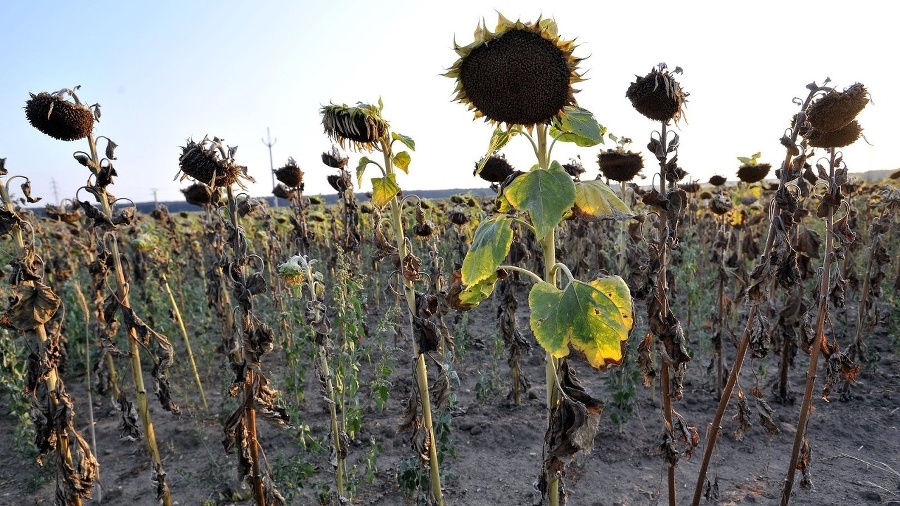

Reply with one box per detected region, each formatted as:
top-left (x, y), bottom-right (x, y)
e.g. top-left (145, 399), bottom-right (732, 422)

top-left (176, 136), bottom-right (290, 505)
top-left (446, 15), bottom-right (635, 506)
top-left (25, 86), bottom-right (180, 505)
top-left (320, 100), bottom-right (450, 504)
top-left (688, 80), bottom-right (870, 506)
top-left (623, 63), bottom-right (698, 506)
top-left (0, 158), bottom-right (99, 506)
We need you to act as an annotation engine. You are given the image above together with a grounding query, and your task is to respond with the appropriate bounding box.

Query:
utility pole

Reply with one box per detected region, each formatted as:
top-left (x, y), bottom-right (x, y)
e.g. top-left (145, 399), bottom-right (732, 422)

top-left (151, 188), bottom-right (158, 208)
top-left (51, 178), bottom-right (59, 204)
top-left (262, 127), bottom-right (277, 207)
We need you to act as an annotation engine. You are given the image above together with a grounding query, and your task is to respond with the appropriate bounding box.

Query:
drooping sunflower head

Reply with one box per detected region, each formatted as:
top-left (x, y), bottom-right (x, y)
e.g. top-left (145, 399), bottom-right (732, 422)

top-left (321, 145), bottom-right (349, 169)
top-left (597, 150), bottom-right (644, 183)
top-left (321, 102), bottom-right (389, 151)
top-left (177, 136), bottom-right (253, 190)
top-left (275, 157), bottom-right (304, 188)
top-left (626, 65), bottom-right (688, 124)
top-left (805, 83), bottom-right (869, 133)
top-left (446, 14), bottom-right (584, 128)
top-left (181, 182), bottom-right (221, 207)
top-left (25, 89), bottom-right (95, 141)
top-left (709, 175), bottom-right (727, 187)
top-left (476, 152), bottom-right (516, 183)
top-left (805, 119), bottom-right (863, 148)
top-left (736, 163), bottom-right (771, 184)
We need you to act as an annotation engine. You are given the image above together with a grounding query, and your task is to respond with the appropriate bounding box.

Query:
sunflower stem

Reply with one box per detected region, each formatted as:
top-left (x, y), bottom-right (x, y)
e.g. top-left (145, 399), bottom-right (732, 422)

top-left (381, 139), bottom-right (444, 506)
top-left (781, 148), bottom-right (839, 505)
top-left (533, 123), bottom-right (563, 506)
top-left (87, 134), bottom-right (172, 506)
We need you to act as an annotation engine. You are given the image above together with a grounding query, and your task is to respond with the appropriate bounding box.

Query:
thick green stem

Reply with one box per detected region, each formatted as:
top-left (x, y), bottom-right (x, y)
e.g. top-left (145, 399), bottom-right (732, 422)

top-left (382, 143), bottom-right (444, 505)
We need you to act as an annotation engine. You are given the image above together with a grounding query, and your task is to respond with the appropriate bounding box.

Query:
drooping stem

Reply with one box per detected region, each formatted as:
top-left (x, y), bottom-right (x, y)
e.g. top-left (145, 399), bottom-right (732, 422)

top-left (224, 186), bottom-right (266, 506)
top-left (162, 273), bottom-right (208, 410)
top-left (380, 139), bottom-right (444, 506)
top-left (87, 135), bottom-right (172, 506)
top-left (781, 149), bottom-right (838, 505)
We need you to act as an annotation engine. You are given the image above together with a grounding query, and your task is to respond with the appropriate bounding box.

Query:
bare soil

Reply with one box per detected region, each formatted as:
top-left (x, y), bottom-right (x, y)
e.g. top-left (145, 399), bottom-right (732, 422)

top-left (1, 282), bottom-right (899, 506)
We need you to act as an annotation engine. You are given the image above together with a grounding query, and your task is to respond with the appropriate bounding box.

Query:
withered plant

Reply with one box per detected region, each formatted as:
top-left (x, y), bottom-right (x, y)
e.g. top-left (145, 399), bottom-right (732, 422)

top-left (177, 135), bottom-right (289, 505)
top-left (687, 79), bottom-right (870, 506)
top-left (25, 86), bottom-right (180, 505)
top-left (0, 161), bottom-right (99, 506)
top-left (626, 63), bottom-right (696, 506)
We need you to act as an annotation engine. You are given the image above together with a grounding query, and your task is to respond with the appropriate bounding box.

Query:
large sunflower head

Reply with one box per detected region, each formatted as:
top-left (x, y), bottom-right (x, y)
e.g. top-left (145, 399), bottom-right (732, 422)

top-left (805, 83), bottom-right (868, 133)
top-left (445, 14), bottom-right (584, 128)
top-left (321, 102), bottom-right (389, 151)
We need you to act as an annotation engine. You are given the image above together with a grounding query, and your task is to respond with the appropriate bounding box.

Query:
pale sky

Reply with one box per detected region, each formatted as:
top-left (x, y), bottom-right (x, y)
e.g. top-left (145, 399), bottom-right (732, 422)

top-left (1, 0), bottom-right (896, 205)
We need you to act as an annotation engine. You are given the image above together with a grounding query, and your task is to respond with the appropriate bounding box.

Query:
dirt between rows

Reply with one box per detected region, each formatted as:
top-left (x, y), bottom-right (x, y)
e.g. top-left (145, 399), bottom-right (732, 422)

top-left (1, 282), bottom-right (898, 506)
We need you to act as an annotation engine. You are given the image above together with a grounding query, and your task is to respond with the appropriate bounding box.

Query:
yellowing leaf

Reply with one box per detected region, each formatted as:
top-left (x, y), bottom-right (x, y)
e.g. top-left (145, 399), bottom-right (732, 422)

top-left (529, 276), bottom-right (633, 368)
top-left (393, 151), bottom-right (411, 173)
top-left (573, 179), bottom-right (633, 222)
top-left (461, 215), bottom-right (513, 286)
top-left (448, 271), bottom-right (499, 311)
top-left (371, 174), bottom-right (400, 208)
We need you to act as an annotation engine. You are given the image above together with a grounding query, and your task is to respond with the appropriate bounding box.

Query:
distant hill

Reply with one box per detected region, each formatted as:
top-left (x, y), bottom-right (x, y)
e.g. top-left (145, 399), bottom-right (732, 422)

top-left (26, 187), bottom-right (497, 216)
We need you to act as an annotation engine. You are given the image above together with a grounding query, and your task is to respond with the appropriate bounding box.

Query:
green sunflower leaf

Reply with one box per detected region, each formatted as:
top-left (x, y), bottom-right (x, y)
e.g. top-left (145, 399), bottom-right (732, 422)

top-left (392, 132), bottom-right (416, 151)
top-left (504, 161), bottom-right (575, 238)
top-left (461, 215), bottom-right (514, 286)
top-left (573, 179), bottom-right (634, 222)
top-left (356, 156), bottom-right (374, 187)
top-left (393, 151), bottom-right (411, 173)
top-left (370, 174), bottom-right (400, 208)
top-left (550, 106), bottom-right (606, 147)
top-left (529, 276), bottom-right (633, 369)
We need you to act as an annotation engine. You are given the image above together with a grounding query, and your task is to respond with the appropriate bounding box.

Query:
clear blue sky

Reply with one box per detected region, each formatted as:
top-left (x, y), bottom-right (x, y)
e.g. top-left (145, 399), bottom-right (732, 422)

top-left (1, 0), bottom-right (895, 204)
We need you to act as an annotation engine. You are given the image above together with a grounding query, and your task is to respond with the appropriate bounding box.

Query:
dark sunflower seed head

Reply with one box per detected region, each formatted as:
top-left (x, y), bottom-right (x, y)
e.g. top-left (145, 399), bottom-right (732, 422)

top-left (25, 91), bottom-right (94, 141)
top-left (598, 151), bottom-right (644, 182)
top-left (626, 68), bottom-right (688, 123)
top-left (709, 175), bottom-right (727, 186)
top-left (321, 103), bottom-right (388, 151)
top-left (477, 153), bottom-right (516, 183)
top-left (806, 83), bottom-right (869, 133)
top-left (806, 120), bottom-right (863, 148)
top-left (275, 157), bottom-right (304, 188)
top-left (737, 163), bottom-right (771, 184)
